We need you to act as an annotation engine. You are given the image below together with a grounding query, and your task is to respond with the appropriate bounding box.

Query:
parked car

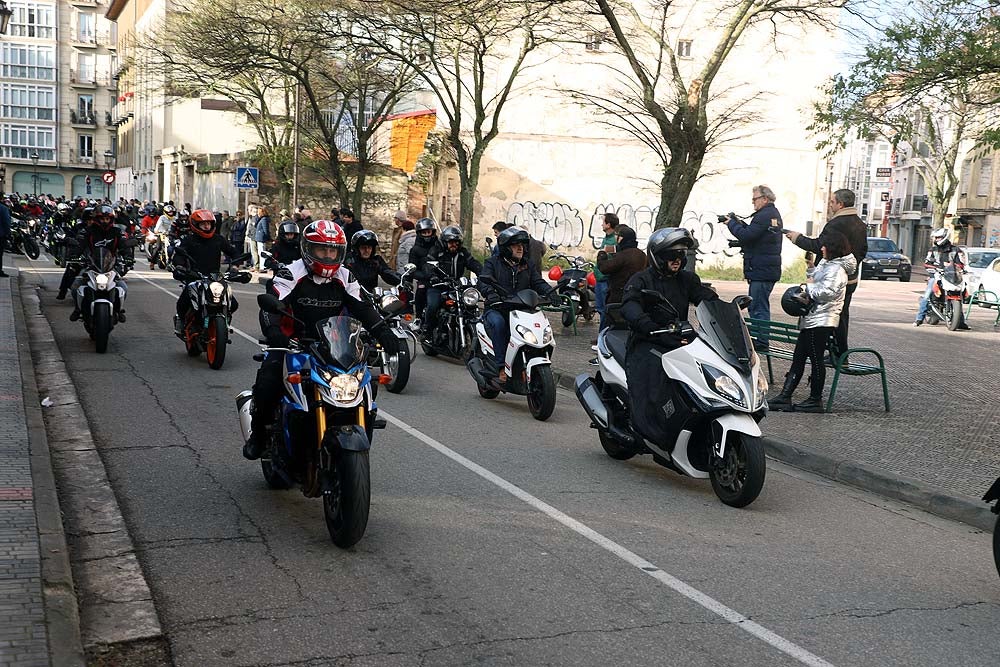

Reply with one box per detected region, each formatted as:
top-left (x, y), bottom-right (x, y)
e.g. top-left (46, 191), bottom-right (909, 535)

top-left (973, 255), bottom-right (1000, 300)
top-left (962, 247), bottom-right (1000, 291)
top-left (860, 237), bottom-right (911, 281)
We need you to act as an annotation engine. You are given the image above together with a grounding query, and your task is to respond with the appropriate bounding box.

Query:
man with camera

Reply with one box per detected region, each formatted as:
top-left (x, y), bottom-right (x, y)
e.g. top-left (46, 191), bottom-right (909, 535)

top-left (723, 185), bottom-right (783, 348)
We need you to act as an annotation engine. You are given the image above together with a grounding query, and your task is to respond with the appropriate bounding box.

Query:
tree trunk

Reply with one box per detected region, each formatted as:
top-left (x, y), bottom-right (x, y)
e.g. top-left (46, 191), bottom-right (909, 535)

top-left (656, 154), bottom-right (704, 228)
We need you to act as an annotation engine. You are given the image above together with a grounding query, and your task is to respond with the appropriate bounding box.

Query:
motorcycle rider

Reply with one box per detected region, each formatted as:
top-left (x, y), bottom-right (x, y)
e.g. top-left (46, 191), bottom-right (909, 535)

top-left (621, 228), bottom-right (718, 444)
top-left (171, 209), bottom-right (241, 336)
top-left (914, 227), bottom-right (968, 327)
top-left (269, 221), bottom-right (302, 266)
top-left (479, 227), bottom-right (556, 387)
top-left (56, 205), bottom-right (127, 321)
top-left (242, 220), bottom-right (397, 460)
top-left (407, 217), bottom-right (438, 327)
top-left (346, 230), bottom-right (399, 292)
top-left (153, 204), bottom-right (176, 264)
top-left (422, 225), bottom-right (482, 342)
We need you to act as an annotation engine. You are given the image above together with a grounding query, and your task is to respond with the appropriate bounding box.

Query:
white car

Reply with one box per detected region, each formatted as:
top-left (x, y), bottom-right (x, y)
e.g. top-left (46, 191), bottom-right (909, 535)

top-left (963, 247), bottom-right (1000, 291)
top-left (974, 255), bottom-right (1000, 302)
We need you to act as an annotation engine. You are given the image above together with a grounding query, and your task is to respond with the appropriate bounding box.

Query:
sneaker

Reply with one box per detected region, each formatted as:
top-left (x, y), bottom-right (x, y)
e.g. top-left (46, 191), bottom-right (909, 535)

top-left (588, 357), bottom-right (599, 366)
top-left (56, 290), bottom-right (66, 300)
top-left (590, 344), bottom-right (598, 351)
top-left (69, 308), bottom-right (81, 322)
top-left (912, 320), bottom-right (922, 327)
top-left (117, 310), bottom-right (127, 323)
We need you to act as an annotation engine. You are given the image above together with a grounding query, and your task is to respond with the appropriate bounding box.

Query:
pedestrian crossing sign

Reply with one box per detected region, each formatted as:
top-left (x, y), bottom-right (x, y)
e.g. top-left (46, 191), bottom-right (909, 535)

top-left (236, 167), bottom-right (259, 190)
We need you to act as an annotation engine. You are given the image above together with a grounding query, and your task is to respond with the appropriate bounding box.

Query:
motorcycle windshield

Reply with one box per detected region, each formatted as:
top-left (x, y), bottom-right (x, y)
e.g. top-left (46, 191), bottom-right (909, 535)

top-left (942, 264), bottom-right (963, 284)
top-left (694, 299), bottom-right (753, 373)
top-left (315, 316), bottom-right (367, 370)
top-left (89, 245), bottom-right (116, 272)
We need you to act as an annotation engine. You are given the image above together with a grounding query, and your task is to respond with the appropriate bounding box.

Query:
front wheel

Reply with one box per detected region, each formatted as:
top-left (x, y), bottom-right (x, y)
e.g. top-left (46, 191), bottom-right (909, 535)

top-left (947, 300), bottom-right (966, 331)
top-left (527, 365), bottom-right (556, 421)
top-left (324, 450), bottom-right (371, 548)
top-left (206, 315), bottom-right (228, 369)
top-left (93, 302), bottom-right (112, 354)
top-left (23, 235), bottom-right (40, 259)
top-left (385, 345), bottom-right (410, 394)
top-left (709, 434), bottom-right (766, 508)
top-left (560, 304), bottom-right (575, 329)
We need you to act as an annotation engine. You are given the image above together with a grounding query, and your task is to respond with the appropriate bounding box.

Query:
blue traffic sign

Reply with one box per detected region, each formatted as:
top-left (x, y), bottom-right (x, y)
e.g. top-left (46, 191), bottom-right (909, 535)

top-left (86, 185), bottom-right (92, 195)
top-left (236, 167), bottom-right (259, 190)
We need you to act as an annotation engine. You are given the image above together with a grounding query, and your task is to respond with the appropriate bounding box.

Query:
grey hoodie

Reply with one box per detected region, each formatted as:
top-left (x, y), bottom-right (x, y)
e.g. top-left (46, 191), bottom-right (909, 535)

top-left (800, 254), bottom-right (857, 329)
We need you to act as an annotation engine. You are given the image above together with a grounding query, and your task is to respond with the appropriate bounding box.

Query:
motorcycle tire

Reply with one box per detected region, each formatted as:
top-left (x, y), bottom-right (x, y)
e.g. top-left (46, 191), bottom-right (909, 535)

top-left (206, 315), bottom-right (228, 369)
top-left (185, 324), bottom-right (202, 356)
top-left (560, 307), bottom-right (575, 329)
top-left (260, 457), bottom-right (292, 490)
top-left (324, 450), bottom-right (371, 549)
top-left (527, 365), bottom-right (557, 421)
top-left (947, 301), bottom-right (965, 331)
top-left (23, 236), bottom-right (40, 260)
top-left (93, 302), bottom-right (112, 354)
top-left (993, 515), bottom-right (1000, 579)
top-left (598, 427), bottom-right (636, 461)
top-left (709, 434), bottom-right (766, 508)
top-left (926, 311), bottom-right (941, 325)
top-left (385, 346), bottom-right (410, 394)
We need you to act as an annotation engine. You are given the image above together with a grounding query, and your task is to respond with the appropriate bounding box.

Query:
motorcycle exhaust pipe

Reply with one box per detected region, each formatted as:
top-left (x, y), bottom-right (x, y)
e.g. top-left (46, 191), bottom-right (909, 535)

top-left (575, 375), bottom-right (610, 429)
top-left (236, 390), bottom-right (253, 443)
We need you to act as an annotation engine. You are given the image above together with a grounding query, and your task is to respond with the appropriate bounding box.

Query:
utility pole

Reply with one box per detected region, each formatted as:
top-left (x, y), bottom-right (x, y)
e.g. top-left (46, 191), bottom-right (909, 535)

top-left (292, 81), bottom-right (300, 208)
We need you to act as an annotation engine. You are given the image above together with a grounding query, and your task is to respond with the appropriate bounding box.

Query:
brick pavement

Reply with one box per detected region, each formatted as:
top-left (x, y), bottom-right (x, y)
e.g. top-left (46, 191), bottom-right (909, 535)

top-left (546, 278), bottom-right (1000, 505)
top-left (0, 279), bottom-right (49, 667)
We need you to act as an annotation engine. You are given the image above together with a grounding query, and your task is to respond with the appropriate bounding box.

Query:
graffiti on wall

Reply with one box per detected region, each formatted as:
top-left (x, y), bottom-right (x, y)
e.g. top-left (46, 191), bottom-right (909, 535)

top-left (506, 200), bottom-right (740, 257)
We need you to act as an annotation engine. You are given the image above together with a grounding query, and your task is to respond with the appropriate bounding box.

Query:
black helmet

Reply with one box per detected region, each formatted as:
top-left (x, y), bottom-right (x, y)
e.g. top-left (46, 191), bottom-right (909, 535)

top-left (279, 221), bottom-right (299, 240)
top-left (93, 204), bottom-right (115, 229)
top-left (415, 217), bottom-right (436, 234)
top-left (351, 229), bottom-right (379, 250)
top-left (647, 227), bottom-right (697, 274)
top-left (497, 227), bottom-right (530, 260)
top-left (781, 285), bottom-right (812, 317)
top-left (440, 225), bottom-right (463, 245)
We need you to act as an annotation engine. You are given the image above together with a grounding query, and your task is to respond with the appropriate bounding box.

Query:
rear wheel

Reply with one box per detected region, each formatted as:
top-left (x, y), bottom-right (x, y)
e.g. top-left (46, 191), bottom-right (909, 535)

top-left (324, 450), bottom-right (371, 548)
top-left (599, 428), bottom-right (636, 460)
top-left (947, 300), bottom-right (966, 331)
top-left (527, 365), bottom-right (556, 421)
top-left (206, 315), bottom-right (228, 369)
top-left (993, 515), bottom-right (1000, 579)
top-left (93, 302), bottom-right (112, 354)
top-left (709, 434), bottom-right (766, 508)
top-left (926, 309), bottom-right (941, 325)
top-left (261, 458), bottom-right (292, 490)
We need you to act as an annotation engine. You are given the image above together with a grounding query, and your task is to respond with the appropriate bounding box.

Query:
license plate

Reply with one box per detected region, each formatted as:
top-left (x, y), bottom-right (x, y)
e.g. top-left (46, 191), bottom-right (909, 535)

top-left (882, 268), bottom-right (897, 273)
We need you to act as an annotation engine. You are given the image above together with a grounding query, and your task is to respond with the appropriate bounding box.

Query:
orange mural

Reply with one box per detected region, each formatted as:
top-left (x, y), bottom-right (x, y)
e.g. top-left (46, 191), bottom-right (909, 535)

top-left (389, 111), bottom-right (437, 173)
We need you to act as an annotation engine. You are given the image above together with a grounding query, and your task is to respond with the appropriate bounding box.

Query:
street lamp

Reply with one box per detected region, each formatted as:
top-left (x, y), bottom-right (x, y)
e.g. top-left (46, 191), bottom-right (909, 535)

top-left (103, 149), bottom-right (115, 198)
top-left (0, 1), bottom-right (14, 36)
top-left (30, 151), bottom-right (39, 197)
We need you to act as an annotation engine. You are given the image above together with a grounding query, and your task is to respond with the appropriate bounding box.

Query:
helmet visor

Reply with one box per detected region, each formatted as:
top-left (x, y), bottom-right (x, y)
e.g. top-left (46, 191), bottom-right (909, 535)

top-left (303, 240), bottom-right (345, 265)
top-left (658, 249), bottom-right (687, 263)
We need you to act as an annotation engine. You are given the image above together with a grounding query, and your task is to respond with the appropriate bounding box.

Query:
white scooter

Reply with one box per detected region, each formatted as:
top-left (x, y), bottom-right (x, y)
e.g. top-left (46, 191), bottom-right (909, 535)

top-left (575, 293), bottom-right (768, 507)
top-left (466, 284), bottom-right (557, 421)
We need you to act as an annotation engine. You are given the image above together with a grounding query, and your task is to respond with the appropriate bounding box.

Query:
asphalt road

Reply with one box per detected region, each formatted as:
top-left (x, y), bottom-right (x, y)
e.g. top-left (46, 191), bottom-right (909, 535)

top-left (18, 260), bottom-right (1000, 667)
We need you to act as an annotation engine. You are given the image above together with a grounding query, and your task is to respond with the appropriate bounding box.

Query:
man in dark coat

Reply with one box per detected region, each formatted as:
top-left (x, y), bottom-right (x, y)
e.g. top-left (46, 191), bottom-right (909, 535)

top-left (785, 188), bottom-right (868, 352)
top-left (596, 225), bottom-right (646, 305)
top-left (726, 184), bottom-right (783, 347)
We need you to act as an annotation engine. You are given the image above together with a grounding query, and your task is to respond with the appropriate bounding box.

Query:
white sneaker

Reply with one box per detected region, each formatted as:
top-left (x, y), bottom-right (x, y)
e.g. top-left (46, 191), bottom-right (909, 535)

top-left (591, 344), bottom-right (598, 351)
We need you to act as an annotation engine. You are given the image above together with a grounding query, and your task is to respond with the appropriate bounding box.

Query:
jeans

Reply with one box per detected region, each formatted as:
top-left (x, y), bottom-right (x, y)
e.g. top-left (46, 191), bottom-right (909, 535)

top-left (484, 308), bottom-right (508, 367)
top-left (748, 280), bottom-right (775, 343)
top-left (915, 277), bottom-right (935, 322)
top-left (247, 238), bottom-right (260, 270)
top-left (424, 287), bottom-right (443, 332)
top-left (256, 241), bottom-right (268, 270)
top-left (594, 280), bottom-right (609, 331)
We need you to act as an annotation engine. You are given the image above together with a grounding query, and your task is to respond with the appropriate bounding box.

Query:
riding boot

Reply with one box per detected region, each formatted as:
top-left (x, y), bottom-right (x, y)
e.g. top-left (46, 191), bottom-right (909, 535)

top-left (767, 373), bottom-right (800, 412)
top-left (793, 393), bottom-right (825, 413)
top-left (243, 407), bottom-right (270, 460)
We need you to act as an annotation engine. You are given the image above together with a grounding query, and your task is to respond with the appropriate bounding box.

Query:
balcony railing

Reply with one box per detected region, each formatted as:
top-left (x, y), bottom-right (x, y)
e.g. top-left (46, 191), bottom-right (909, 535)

top-left (68, 149), bottom-right (95, 164)
top-left (904, 194), bottom-right (932, 213)
top-left (69, 69), bottom-right (97, 85)
top-left (69, 109), bottom-right (97, 125)
top-left (70, 27), bottom-right (97, 45)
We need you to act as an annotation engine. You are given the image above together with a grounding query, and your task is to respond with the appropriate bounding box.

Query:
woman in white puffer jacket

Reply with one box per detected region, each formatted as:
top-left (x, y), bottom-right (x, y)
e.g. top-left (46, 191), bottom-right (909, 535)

top-left (769, 230), bottom-right (857, 413)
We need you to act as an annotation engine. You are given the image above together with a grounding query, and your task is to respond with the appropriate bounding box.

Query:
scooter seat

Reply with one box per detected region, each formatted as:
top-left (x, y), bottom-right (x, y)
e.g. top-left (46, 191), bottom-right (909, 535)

top-left (601, 329), bottom-right (630, 366)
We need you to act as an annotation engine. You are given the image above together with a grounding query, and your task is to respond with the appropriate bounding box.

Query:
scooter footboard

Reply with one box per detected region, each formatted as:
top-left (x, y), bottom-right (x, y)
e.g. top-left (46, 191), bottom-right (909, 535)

top-left (712, 413), bottom-right (761, 458)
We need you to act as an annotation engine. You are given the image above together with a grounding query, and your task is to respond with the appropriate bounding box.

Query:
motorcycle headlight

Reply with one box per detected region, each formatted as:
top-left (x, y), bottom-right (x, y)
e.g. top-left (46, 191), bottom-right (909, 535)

top-left (328, 373), bottom-right (361, 402)
top-left (755, 372), bottom-right (768, 408)
top-left (701, 364), bottom-right (746, 407)
top-left (515, 324), bottom-right (538, 345)
top-left (95, 272), bottom-right (110, 289)
top-left (209, 281), bottom-right (225, 301)
top-left (542, 324), bottom-right (553, 344)
top-left (462, 287), bottom-right (481, 307)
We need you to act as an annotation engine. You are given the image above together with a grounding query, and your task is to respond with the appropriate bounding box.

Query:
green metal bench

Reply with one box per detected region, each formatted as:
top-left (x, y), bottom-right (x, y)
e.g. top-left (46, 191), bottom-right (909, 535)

top-left (541, 293), bottom-right (578, 335)
top-left (965, 288), bottom-right (1000, 326)
top-left (745, 317), bottom-right (890, 413)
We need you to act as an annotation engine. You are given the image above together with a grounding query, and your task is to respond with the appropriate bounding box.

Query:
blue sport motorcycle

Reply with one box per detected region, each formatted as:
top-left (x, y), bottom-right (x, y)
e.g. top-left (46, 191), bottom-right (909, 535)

top-left (237, 294), bottom-right (397, 548)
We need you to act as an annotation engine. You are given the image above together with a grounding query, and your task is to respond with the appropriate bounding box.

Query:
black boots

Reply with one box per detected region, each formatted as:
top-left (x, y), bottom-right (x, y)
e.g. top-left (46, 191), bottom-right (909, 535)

top-left (793, 395), bottom-right (825, 413)
top-left (242, 433), bottom-right (266, 460)
top-left (767, 373), bottom-right (800, 411)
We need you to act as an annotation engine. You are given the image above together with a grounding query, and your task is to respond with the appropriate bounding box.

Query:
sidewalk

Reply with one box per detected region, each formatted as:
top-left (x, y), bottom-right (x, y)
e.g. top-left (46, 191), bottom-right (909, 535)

top-left (545, 278), bottom-right (1000, 529)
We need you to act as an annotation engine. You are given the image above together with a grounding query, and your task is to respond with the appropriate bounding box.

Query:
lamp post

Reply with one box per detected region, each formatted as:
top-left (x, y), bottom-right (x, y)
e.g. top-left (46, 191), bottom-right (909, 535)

top-left (30, 151), bottom-right (39, 197)
top-left (0, 1), bottom-right (14, 35)
top-left (103, 149), bottom-right (115, 199)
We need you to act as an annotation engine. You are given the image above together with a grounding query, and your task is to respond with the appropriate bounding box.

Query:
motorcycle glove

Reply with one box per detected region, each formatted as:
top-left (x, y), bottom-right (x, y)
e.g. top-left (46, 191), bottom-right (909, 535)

top-left (264, 326), bottom-right (290, 349)
top-left (634, 316), bottom-right (659, 336)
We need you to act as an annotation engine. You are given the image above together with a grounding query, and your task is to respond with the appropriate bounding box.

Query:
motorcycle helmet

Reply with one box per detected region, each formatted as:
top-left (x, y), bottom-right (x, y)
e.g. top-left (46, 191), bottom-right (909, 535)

top-left (350, 229), bottom-right (378, 252)
top-left (647, 227), bottom-right (697, 274)
top-left (781, 285), bottom-right (812, 317)
top-left (189, 209), bottom-right (217, 238)
top-left (931, 227), bottom-right (950, 248)
top-left (301, 220), bottom-right (347, 278)
top-left (163, 204), bottom-right (177, 216)
top-left (497, 227), bottom-right (530, 261)
top-left (415, 217), bottom-right (437, 238)
top-left (440, 225), bottom-right (463, 247)
top-left (93, 205), bottom-right (115, 230)
top-left (56, 202), bottom-right (71, 214)
top-left (279, 221), bottom-right (300, 243)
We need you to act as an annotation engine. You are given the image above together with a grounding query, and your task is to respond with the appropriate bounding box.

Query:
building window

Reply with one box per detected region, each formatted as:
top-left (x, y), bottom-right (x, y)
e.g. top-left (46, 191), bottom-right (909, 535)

top-left (0, 122), bottom-right (55, 160)
top-left (76, 12), bottom-right (95, 43)
top-left (585, 32), bottom-right (604, 52)
top-left (677, 40), bottom-right (693, 58)
top-left (960, 160), bottom-right (972, 196)
top-left (0, 43), bottom-right (56, 80)
top-left (7, 2), bottom-right (56, 40)
top-left (78, 134), bottom-right (94, 159)
top-left (75, 53), bottom-right (95, 83)
top-left (977, 159), bottom-right (993, 197)
top-left (0, 83), bottom-right (55, 120)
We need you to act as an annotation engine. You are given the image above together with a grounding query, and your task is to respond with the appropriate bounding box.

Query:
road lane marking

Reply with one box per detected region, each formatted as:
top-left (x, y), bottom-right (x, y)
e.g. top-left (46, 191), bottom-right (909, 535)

top-left (134, 272), bottom-right (261, 341)
top-left (380, 411), bottom-right (835, 667)
top-left (136, 272), bottom-right (832, 665)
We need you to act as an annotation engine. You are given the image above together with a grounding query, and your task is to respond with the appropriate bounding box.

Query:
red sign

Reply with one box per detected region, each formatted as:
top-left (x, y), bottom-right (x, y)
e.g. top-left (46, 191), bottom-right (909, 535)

top-left (101, 171), bottom-right (116, 184)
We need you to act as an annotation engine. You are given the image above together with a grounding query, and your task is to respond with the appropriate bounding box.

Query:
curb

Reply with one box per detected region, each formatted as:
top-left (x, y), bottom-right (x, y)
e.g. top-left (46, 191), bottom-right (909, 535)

top-left (20, 283), bottom-right (169, 662)
top-left (11, 277), bottom-right (86, 667)
top-left (551, 364), bottom-right (993, 531)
